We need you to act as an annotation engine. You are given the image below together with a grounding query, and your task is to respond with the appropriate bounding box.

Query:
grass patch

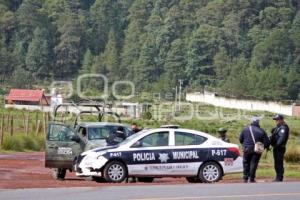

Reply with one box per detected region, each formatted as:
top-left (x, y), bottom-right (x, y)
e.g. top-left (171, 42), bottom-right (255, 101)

top-left (226, 163), bottom-right (300, 179)
top-left (285, 145), bottom-right (300, 163)
top-left (1, 134), bottom-right (45, 152)
top-left (2, 135), bottom-right (24, 151)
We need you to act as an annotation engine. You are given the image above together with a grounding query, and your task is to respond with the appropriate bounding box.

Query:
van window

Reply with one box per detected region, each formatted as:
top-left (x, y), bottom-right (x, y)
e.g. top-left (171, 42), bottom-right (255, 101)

top-left (88, 127), bottom-right (111, 140)
top-left (48, 124), bottom-right (75, 142)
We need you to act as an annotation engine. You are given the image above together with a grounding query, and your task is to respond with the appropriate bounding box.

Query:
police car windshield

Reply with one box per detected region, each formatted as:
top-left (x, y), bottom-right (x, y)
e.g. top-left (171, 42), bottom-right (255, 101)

top-left (119, 130), bottom-right (148, 146)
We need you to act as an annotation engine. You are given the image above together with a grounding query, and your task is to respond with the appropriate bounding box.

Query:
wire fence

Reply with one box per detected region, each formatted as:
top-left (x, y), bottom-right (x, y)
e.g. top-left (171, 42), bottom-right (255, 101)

top-left (0, 111), bottom-right (51, 147)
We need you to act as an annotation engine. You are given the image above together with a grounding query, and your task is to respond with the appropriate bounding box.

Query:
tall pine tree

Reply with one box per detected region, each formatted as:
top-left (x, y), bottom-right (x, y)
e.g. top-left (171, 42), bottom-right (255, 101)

top-left (26, 28), bottom-right (53, 80)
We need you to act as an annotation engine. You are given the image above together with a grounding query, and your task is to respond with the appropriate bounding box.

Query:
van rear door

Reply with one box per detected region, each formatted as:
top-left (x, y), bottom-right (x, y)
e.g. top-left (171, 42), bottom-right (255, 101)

top-left (45, 122), bottom-right (82, 169)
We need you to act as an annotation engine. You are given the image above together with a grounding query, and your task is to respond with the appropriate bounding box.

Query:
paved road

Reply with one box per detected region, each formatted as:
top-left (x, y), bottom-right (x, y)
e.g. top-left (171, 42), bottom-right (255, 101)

top-left (1, 182), bottom-right (300, 200)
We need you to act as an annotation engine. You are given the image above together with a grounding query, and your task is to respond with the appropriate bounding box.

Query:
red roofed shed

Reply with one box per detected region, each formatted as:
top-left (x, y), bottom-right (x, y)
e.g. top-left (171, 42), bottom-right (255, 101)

top-left (5, 89), bottom-right (49, 106)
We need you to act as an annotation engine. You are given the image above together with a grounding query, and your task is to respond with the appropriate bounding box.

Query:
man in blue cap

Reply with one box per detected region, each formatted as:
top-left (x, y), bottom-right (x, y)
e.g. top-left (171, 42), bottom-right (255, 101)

top-left (270, 114), bottom-right (289, 182)
top-left (239, 117), bottom-right (270, 183)
top-left (218, 128), bottom-right (230, 143)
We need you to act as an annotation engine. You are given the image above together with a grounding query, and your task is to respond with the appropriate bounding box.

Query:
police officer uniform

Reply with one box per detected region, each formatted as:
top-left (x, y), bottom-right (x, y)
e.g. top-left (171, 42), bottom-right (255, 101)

top-left (239, 118), bottom-right (270, 183)
top-left (271, 114), bottom-right (289, 182)
top-left (106, 127), bottom-right (127, 146)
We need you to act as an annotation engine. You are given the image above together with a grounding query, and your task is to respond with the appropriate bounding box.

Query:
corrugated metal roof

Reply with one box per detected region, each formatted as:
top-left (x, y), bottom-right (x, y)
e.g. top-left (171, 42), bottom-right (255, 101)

top-left (5, 89), bottom-right (45, 102)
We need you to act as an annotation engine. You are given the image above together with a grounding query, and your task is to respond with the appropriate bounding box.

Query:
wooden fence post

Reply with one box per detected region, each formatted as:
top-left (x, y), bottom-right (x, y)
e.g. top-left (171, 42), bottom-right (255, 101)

top-left (26, 111), bottom-right (30, 136)
top-left (10, 115), bottom-right (13, 136)
top-left (36, 120), bottom-right (41, 136)
top-left (6, 113), bottom-right (10, 131)
top-left (35, 112), bottom-right (38, 131)
top-left (43, 113), bottom-right (47, 135)
top-left (22, 112), bottom-right (26, 134)
top-left (46, 112), bottom-right (50, 122)
top-left (0, 114), bottom-right (4, 147)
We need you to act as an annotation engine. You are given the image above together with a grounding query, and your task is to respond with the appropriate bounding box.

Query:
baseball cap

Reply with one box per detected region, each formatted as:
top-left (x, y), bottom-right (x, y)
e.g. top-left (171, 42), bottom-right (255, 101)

top-left (272, 114), bottom-right (284, 120)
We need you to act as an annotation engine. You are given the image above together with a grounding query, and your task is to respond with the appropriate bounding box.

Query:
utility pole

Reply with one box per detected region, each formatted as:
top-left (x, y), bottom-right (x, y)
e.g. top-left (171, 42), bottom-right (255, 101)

top-left (178, 79), bottom-right (183, 111)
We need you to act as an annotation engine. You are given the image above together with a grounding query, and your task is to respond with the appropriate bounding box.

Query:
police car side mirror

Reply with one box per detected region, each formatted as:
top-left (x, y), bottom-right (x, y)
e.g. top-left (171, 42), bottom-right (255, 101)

top-left (131, 141), bottom-right (142, 148)
top-left (70, 135), bottom-right (81, 143)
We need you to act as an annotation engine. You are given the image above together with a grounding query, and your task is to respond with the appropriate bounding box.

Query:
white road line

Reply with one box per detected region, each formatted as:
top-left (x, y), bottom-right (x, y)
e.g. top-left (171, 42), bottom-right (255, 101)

top-left (130, 192), bottom-right (300, 200)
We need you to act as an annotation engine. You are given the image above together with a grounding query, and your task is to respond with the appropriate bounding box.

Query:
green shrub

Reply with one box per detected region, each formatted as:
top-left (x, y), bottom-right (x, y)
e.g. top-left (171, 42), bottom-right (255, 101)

top-left (289, 130), bottom-right (299, 137)
top-left (2, 135), bottom-right (24, 151)
top-left (21, 135), bottom-right (40, 151)
top-left (285, 146), bottom-right (300, 163)
top-left (1, 135), bottom-right (45, 151)
top-left (142, 111), bottom-right (152, 120)
top-left (36, 136), bottom-right (46, 151)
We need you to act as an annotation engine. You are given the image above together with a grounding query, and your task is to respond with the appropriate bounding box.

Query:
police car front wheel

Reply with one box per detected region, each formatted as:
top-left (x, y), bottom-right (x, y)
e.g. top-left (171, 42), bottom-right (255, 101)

top-left (199, 162), bottom-right (222, 183)
top-left (103, 161), bottom-right (127, 183)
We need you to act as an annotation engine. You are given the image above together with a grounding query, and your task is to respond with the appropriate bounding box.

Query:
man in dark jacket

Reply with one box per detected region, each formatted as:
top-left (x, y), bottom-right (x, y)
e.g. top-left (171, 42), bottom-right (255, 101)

top-left (270, 114), bottom-right (289, 182)
top-left (106, 126), bottom-right (127, 146)
top-left (131, 123), bottom-right (141, 134)
top-left (239, 117), bottom-right (270, 183)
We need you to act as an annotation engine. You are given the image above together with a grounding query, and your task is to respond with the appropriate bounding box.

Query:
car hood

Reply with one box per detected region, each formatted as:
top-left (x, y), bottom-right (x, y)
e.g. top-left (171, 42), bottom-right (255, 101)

top-left (85, 140), bottom-right (107, 151)
top-left (81, 145), bottom-right (118, 156)
top-left (92, 145), bottom-right (118, 153)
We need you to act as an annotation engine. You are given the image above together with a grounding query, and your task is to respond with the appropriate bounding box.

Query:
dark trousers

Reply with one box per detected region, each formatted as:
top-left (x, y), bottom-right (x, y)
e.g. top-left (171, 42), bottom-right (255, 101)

top-left (273, 147), bottom-right (286, 181)
top-left (243, 149), bottom-right (261, 181)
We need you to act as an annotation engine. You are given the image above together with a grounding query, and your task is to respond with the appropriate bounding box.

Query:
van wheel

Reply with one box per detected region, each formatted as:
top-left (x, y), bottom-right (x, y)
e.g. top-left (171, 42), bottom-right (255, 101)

top-left (186, 177), bottom-right (202, 183)
top-left (103, 161), bottom-right (127, 183)
top-left (137, 177), bottom-right (154, 183)
top-left (199, 162), bottom-right (222, 183)
top-left (52, 168), bottom-right (66, 180)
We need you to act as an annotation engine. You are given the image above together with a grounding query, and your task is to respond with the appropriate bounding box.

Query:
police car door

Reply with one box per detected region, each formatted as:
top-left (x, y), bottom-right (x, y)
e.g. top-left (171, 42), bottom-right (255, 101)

top-left (128, 131), bottom-right (172, 176)
top-left (170, 131), bottom-right (208, 175)
top-left (45, 122), bottom-right (82, 169)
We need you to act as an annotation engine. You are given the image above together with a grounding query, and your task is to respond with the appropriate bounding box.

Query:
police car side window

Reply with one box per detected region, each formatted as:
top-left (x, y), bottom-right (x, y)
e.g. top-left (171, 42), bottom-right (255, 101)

top-left (175, 132), bottom-right (207, 146)
top-left (135, 132), bottom-right (169, 147)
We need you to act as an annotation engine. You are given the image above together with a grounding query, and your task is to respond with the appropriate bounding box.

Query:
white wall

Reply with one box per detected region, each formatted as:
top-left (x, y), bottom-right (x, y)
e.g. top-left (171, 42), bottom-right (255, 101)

top-left (5, 104), bottom-right (52, 112)
top-left (4, 104), bottom-right (127, 116)
top-left (186, 91), bottom-right (294, 116)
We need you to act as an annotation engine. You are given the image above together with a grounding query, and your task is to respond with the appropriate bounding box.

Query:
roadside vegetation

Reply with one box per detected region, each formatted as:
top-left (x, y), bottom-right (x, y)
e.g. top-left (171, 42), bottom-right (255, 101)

top-left (0, 103), bottom-right (299, 179)
top-left (0, 108), bottom-right (50, 152)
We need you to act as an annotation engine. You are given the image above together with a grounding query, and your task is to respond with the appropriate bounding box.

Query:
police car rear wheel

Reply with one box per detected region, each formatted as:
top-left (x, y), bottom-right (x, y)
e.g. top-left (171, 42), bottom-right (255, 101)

top-left (199, 162), bottom-right (221, 183)
top-left (104, 161), bottom-right (127, 183)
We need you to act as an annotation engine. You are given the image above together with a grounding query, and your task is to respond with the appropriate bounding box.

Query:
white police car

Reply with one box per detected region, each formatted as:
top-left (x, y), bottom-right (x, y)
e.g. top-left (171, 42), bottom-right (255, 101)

top-left (75, 127), bottom-right (243, 183)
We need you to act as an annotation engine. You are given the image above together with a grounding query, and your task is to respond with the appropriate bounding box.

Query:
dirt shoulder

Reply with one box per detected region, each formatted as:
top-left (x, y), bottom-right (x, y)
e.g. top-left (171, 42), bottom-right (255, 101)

top-left (0, 152), bottom-right (189, 189)
top-left (0, 152), bottom-right (297, 189)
